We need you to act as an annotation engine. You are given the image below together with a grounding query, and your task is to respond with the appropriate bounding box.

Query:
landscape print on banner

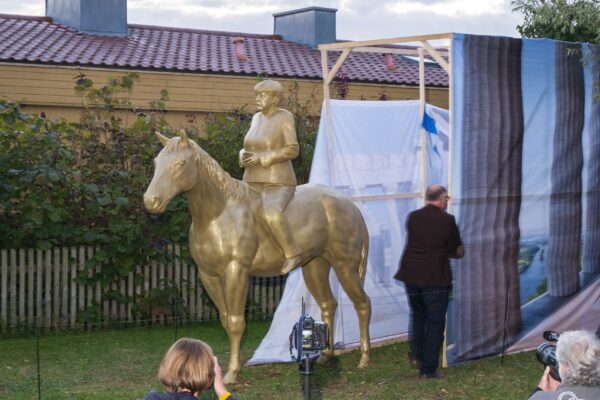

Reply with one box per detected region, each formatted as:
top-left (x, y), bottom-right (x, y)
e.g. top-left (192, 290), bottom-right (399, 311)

top-left (449, 34), bottom-right (600, 364)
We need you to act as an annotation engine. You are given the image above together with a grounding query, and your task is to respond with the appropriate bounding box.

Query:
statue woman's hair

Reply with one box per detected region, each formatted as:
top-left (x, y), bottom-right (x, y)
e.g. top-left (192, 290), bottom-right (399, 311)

top-left (254, 79), bottom-right (283, 94)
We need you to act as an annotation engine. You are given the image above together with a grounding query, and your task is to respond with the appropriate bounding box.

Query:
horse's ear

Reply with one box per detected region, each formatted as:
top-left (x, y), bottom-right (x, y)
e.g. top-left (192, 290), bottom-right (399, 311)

top-left (179, 129), bottom-right (190, 148)
top-left (155, 131), bottom-right (169, 146)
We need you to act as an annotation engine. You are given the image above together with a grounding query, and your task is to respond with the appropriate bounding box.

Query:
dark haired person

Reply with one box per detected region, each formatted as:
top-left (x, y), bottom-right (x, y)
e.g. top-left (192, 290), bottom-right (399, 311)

top-left (141, 338), bottom-right (237, 400)
top-left (529, 330), bottom-right (600, 399)
top-left (394, 184), bottom-right (464, 379)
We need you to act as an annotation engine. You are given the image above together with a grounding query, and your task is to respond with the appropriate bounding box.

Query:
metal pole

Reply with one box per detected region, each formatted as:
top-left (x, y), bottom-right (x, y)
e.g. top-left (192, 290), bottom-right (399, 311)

top-left (303, 357), bottom-right (312, 400)
top-left (36, 321), bottom-right (42, 400)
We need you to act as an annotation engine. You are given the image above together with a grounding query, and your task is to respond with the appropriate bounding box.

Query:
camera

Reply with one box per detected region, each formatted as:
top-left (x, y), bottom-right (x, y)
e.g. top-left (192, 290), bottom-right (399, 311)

top-left (290, 313), bottom-right (329, 362)
top-left (535, 330), bottom-right (561, 381)
top-left (289, 300), bottom-right (329, 400)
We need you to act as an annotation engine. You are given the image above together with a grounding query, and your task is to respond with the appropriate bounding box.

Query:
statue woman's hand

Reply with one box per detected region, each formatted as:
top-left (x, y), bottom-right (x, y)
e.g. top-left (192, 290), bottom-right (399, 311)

top-left (241, 151), bottom-right (260, 167)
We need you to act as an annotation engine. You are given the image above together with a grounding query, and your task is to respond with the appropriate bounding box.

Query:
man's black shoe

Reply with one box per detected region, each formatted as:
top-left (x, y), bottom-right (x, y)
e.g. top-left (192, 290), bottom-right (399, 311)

top-left (408, 352), bottom-right (422, 370)
top-left (420, 370), bottom-right (444, 379)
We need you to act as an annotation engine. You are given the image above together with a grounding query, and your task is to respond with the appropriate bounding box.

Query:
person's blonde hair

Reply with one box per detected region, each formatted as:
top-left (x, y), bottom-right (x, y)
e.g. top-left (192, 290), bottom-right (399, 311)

top-left (158, 338), bottom-right (215, 393)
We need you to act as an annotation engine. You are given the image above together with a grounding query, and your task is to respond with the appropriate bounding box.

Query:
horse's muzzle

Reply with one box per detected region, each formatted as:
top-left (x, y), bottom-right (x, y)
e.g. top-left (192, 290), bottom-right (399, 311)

top-left (143, 193), bottom-right (163, 213)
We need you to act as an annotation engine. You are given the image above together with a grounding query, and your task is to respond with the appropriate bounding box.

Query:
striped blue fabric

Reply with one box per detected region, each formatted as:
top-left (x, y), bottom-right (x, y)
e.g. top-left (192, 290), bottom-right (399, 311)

top-left (450, 34), bottom-right (600, 367)
top-left (452, 35), bottom-right (524, 362)
top-left (547, 42), bottom-right (585, 297)
top-left (583, 44), bottom-right (600, 275)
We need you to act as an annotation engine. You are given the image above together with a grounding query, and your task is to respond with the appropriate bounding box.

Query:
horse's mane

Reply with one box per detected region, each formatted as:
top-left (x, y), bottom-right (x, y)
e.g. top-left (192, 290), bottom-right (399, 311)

top-left (165, 137), bottom-right (251, 201)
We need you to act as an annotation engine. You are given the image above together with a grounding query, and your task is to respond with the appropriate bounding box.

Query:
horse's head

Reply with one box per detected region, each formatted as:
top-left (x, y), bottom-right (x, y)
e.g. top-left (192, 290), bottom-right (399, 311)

top-left (144, 130), bottom-right (198, 214)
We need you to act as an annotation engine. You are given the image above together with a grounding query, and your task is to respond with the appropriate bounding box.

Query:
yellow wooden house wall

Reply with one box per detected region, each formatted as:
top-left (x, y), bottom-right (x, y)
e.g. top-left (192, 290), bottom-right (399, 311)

top-left (0, 63), bottom-right (449, 129)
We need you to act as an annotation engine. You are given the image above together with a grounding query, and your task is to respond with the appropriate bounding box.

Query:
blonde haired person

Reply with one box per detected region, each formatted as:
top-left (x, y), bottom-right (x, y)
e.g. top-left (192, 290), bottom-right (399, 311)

top-left (141, 338), bottom-right (237, 400)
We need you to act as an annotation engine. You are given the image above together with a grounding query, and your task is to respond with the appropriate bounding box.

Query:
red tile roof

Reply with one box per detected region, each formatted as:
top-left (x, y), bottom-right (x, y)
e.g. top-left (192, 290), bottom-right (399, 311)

top-left (0, 13), bottom-right (448, 87)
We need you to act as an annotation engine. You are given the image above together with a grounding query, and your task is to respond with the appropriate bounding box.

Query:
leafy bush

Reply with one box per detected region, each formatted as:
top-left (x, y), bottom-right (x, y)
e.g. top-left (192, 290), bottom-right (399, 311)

top-left (0, 73), bottom-right (319, 320)
top-left (0, 74), bottom-right (190, 319)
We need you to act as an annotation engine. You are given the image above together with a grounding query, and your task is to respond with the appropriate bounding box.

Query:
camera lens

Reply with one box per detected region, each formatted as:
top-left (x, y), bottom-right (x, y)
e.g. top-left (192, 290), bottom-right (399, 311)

top-left (536, 343), bottom-right (556, 365)
top-left (536, 343), bottom-right (560, 381)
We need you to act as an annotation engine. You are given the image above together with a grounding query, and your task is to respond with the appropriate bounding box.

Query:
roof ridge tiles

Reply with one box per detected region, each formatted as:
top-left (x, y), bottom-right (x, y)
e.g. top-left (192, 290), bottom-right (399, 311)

top-left (0, 14), bottom-right (449, 87)
top-left (128, 23), bottom-right (283, 41)
top-left (0, 13), bottom-right (53, 23)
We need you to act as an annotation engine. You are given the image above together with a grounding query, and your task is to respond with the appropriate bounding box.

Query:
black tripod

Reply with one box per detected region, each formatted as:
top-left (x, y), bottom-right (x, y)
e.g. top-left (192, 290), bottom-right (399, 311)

top-left (299, 355), bottom-right (315, 400)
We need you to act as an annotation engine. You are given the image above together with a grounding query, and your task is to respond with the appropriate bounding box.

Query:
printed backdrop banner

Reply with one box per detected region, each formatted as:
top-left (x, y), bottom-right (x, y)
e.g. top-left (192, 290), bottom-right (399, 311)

top-left (248, 100), bottom-right (449, 364)
top-left (250, 33), bottom-right (600, 367)
top-left (449, 34), bottom-right (600, 364)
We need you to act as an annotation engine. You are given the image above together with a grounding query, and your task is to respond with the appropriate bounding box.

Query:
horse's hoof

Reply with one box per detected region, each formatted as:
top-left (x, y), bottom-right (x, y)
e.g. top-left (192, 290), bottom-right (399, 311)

top-left (358, 354), bottom-right (370, 369)
top-left (223, 370), bottom-right (238, 384)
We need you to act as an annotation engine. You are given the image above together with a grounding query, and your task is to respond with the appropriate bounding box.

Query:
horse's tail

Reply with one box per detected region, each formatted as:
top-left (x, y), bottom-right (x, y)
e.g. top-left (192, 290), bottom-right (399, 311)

top-left (358, 212), bottom-right (369, 286)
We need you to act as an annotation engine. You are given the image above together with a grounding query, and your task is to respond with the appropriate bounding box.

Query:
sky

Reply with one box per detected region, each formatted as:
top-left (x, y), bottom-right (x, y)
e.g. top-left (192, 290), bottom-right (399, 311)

top-left (1, 0), bottom-right (524, 41)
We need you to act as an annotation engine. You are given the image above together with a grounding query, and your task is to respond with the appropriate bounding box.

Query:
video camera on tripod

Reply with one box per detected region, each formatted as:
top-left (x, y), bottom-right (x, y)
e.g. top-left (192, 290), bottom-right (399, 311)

top-left (289, 298), bottom-right (329, 400)
top-left (289, 310), bottom-right (329, 362)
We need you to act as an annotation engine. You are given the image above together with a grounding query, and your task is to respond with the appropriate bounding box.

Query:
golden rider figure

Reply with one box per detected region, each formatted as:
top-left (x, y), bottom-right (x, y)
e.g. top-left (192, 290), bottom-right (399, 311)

top-left (239, 79), bottom-right (302, 274)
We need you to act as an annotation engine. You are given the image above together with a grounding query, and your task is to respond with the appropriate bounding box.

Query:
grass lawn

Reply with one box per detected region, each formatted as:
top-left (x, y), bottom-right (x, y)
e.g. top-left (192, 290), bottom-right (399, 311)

top-left (0, 321), bottom-right (542, 399)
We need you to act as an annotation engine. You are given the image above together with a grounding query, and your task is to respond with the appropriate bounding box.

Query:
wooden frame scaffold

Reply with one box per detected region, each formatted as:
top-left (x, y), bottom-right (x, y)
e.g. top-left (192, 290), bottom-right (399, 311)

top-left (318, 33), bottom-right (454, 367)
top-left (318, 32), bottom-right (454, 202)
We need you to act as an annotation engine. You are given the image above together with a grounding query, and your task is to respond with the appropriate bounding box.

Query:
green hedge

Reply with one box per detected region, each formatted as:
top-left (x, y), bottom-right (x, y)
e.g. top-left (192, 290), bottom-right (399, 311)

top-left (0, 73), bottom-right (317, 319)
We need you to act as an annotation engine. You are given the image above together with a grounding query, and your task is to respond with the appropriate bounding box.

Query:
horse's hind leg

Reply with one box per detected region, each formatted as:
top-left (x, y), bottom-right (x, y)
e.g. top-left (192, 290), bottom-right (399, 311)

top-left (302, 257), bottom-right (336, 361)
top-left (334, 267), bottom-right (371, 368)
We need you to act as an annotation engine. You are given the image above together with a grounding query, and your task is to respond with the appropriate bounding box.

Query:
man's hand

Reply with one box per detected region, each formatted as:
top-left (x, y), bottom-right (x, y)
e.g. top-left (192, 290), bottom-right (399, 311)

top-left (451, 244), bottom-right (464, 259)
top-left (537, 366), bottom-right (561, 392)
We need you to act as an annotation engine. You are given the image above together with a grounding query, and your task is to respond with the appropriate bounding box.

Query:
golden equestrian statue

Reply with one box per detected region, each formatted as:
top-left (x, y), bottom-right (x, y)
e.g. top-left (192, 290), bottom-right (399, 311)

top-left (143, 80), bottom-right (371, 384)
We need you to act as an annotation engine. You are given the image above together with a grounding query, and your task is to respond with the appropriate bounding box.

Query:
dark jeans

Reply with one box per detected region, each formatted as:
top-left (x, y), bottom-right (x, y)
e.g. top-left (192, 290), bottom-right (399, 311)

top-left (405, 284), bottom-right (450, 374)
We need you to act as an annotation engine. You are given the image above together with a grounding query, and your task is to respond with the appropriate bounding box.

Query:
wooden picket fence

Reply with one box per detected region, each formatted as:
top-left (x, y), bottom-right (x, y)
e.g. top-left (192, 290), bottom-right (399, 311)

top-left (0, 246), bottom-right (287, 331)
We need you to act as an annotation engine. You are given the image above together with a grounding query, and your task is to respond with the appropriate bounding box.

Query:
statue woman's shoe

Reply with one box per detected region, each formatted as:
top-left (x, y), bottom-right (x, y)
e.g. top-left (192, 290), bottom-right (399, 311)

top-left (281, 256), bottom-right (302, 274)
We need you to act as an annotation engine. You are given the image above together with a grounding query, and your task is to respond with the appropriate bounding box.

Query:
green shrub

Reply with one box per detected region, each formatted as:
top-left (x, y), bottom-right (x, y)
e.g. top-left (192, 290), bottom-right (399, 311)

top-left (0, 73), bottom-right (319, 317)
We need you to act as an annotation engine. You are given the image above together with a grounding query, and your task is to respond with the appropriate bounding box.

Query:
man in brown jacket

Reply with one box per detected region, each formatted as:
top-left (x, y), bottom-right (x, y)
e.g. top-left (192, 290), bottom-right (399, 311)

top-left (394, 184), bottom-right (463, 379)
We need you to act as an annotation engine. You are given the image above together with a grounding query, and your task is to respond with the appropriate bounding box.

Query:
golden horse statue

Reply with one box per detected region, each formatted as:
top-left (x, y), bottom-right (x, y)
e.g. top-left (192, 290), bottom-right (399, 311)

top-left (143, 130), bottom-right (371, 383)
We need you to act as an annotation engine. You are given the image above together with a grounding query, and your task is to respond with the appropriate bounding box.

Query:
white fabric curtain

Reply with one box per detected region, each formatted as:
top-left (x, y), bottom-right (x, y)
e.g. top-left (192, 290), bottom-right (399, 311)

top-left (248, 100), bottom-right (449, 365)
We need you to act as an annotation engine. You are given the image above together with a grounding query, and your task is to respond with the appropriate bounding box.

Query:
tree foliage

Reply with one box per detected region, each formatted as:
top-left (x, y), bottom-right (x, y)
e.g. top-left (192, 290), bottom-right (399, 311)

top-left (0, 74), bottom-right (191, 320)
top-left (512, 0), bottom-right (600, 43)
top-left (0, 73), bottom-right (318, 321)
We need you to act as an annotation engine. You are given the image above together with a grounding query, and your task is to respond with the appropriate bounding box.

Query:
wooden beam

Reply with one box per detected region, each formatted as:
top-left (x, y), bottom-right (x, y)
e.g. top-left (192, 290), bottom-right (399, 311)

top-left (325, 48), bottom-right (352, 84)
top-left (348, 192), bottom-right (422, 203)
top-left (420, 40), bottom-right (450, 74)
top-left (351, 46), bottom-right (448, 56)
top-left (321, 49), bottom-right (330, 96)
top-left (419, 47), bottom-right (427, 200)
top-left (320, 48), bottom-right (336, 188)
top-left (318, 32), bottom-right (453, 50)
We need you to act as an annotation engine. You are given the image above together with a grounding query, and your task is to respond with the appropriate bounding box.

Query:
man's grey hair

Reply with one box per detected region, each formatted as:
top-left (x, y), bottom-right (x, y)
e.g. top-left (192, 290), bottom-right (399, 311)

top-left (557, 330), bottom-right (600, 386)
top-left (425, 185), bottom-right (447, 201)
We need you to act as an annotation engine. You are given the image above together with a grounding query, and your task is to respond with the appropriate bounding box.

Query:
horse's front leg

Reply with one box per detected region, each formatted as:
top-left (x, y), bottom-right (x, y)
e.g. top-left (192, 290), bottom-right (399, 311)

top-left (222, 260), bottom-right (249, 384)
top-left (198, 271), bottom-right (230, 334)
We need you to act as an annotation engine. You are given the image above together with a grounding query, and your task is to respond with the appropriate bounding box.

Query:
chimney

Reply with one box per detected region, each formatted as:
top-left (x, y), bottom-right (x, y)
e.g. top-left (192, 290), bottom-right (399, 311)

top-left (273, 7), bottom-right (337, 48)
top-left (46, 0), bottom-right (127, 37)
